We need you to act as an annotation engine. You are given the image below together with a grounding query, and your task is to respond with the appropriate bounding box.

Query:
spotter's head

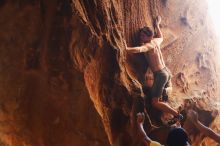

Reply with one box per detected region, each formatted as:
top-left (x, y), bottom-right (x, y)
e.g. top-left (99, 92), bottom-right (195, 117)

top-left (167, 128), bottom-right (190, 146)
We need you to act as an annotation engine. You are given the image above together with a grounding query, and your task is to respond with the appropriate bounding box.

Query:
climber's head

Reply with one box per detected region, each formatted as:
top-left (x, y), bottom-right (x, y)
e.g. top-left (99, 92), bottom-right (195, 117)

top-left (167, 128), bottom-right (190, 146)
top-left (139, 26), bottom-right (154, 44)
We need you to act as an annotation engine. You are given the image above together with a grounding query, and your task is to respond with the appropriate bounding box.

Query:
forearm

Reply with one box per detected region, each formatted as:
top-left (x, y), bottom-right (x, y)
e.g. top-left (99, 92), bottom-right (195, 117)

top-left (154, 24), bottom-right (163, 38)
top-left (126, 46), bottom-right (149, 53)
top-left (194, 121), bottom-right (220, 143)
top-left (138, 123), bottom-right (151, 145)
top-left (126, 46), bottom-right (142, 53)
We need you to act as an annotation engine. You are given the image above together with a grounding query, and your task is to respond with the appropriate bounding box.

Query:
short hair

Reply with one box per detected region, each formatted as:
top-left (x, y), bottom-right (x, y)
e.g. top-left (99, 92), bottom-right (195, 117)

top-left (167, 128), bottom-right (190, 146)
top-left (139, 26), bottom-right (154, 37)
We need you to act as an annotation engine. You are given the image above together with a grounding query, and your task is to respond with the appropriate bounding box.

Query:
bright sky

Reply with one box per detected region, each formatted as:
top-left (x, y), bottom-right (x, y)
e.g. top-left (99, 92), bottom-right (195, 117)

top-left (207, 0), bottom-right (220, 35)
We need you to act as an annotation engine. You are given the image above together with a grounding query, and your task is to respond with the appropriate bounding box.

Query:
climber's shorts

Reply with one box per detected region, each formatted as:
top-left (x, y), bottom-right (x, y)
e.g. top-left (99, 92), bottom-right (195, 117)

top-left (151, 67), bottom-right (171, 98)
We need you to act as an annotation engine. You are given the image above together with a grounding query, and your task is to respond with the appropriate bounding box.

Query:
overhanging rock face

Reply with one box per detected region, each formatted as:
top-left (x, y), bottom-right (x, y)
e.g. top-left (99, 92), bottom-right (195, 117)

top-left (0, 0), bottom-right (219, 146)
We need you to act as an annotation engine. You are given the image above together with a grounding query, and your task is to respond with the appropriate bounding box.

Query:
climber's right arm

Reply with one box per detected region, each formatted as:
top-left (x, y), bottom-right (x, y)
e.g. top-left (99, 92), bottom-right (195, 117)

top-left (126, 43), bottom-right (154, 53)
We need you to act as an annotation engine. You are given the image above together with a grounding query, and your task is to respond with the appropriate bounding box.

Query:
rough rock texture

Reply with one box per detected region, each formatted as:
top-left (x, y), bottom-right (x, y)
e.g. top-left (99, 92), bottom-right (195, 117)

top-left (0, 1), bottom-right (109, 146)
top-left (0, 0), bottom-right (219, 146)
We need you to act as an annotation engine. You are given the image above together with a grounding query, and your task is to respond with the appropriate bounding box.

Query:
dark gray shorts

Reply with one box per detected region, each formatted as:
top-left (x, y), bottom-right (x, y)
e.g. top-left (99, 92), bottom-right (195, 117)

top-left (151, 67), bottom-right (171, 98)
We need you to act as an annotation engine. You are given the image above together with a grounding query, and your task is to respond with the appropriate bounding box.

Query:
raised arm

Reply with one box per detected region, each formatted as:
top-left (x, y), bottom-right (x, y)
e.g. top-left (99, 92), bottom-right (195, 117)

top-left (137, 113), bottom-right (163, 146)
top-left (154, 16), bottom-right (163, 39)
top-left (188, 110), bottom-right (220, 144)
top-left (153, 16), bottom-right (163, 45)
top-left (195, 121), bottom-right (220, 143)
top-left (137, 113), bottom-right (151, 145)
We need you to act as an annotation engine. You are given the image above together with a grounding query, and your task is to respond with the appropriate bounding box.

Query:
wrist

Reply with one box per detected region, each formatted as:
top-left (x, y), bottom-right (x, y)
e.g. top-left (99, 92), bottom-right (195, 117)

top-left (138, 123), bottom-right (144, 127)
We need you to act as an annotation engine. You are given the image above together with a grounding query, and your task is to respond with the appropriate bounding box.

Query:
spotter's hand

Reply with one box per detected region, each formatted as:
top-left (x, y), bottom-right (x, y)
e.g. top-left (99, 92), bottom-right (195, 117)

top-left (137, 112), bottom-right (145, 124)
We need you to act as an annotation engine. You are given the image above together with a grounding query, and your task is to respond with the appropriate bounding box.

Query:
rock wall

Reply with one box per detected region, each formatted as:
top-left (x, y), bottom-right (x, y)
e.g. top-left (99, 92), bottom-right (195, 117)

top-left (0, 1), bottom-right (109, 146)
top-left (0, 0), bottom-right (219, 146)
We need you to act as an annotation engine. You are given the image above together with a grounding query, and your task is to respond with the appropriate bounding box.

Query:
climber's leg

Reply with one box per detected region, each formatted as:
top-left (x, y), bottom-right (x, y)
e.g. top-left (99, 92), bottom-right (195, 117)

top-left (151, 68), bottom-right (178, 116)
top-left (162, 68), bottom-right (172, 101)
top-left (151, 98), bottom-right (178, 116)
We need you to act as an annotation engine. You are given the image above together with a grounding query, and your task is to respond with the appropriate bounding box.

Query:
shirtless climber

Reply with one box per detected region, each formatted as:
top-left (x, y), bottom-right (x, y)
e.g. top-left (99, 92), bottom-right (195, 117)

top-left (126, 16), bottom-right (182, 119)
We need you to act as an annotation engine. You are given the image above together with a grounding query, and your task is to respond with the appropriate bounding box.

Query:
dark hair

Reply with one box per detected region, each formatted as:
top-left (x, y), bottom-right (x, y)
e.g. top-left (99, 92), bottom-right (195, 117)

top-left (139, 26), bottom-right (154, 37)
top-left (167, 128), bottom-right (190, 146)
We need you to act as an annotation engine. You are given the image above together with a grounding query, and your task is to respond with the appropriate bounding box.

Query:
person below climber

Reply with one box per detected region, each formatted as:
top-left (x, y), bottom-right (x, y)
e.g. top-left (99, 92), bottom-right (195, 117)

top-left (137, 112), bottom-right (190, 146)
top-left (187, 109), bottom-right (220, 144)
top-left (126, 16), bottom-right (182, 120)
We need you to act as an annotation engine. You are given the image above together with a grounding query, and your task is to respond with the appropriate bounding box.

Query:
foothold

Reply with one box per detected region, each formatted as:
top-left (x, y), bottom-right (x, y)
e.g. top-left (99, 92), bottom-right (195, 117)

top-left (180, 17), bottom-right (188, 26)
top-left (161, 0), bottom-right (168, 6)
top-left (160, 28), bottom-right (178, 49)
top-left (195, 81), bottom-right (198, 85)
top-left (176, 72), bottom-right (189, 93)
top-left (195, 71), bottom-right (200, 76)
top-left (197, 53), bottom-right (211, 70)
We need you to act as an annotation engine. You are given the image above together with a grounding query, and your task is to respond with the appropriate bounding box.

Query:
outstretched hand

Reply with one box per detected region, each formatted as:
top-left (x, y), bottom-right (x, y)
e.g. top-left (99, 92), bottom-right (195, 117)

top-left (137, 112), bottom-right (145, 125)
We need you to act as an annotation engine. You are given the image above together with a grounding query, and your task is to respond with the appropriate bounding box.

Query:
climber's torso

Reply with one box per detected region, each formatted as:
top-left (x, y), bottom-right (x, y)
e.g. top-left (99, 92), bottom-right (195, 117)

top-left (144, 38), bottom-right (165, 72)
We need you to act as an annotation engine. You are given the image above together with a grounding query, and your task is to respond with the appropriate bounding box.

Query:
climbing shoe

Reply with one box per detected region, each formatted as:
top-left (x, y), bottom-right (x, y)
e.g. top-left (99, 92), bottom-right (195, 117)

top-left (175, 114), bottom-right (184, 121)
top-left (166, 114), bottom-right (184, 126)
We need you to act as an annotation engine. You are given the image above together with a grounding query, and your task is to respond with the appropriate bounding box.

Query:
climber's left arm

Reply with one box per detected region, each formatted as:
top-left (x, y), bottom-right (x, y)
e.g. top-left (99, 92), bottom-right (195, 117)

top-left (153, 16), bottom-right (163, 45)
